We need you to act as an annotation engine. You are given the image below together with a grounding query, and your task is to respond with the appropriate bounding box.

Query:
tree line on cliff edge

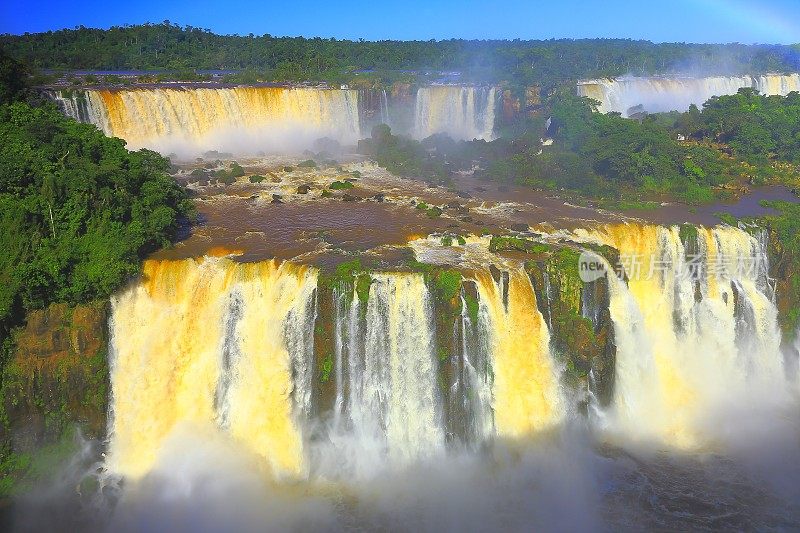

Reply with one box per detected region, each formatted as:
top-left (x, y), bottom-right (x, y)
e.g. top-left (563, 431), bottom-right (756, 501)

top-left (2, 22), bottom-right (800, 87)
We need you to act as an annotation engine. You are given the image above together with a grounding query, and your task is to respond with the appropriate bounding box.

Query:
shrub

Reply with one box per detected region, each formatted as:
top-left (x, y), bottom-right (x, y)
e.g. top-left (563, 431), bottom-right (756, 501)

top-left (426, 206), bottom-right (442, 218)
top-left (329, 181), bottom-right (354, 190)
top-left (435, 270), bottom-right (462, 301)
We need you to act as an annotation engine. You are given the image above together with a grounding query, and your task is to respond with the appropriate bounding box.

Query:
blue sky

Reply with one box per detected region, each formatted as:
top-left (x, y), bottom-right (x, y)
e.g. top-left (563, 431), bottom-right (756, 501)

top-left (2, 0), bottom-right (800, 43)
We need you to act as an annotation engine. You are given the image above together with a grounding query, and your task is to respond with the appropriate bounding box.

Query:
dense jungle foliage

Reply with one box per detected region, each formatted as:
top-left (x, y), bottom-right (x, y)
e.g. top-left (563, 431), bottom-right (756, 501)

top-left (2, 22), bottom-right (800, 87)
top-left (360, 87), bottom-right (800, 205)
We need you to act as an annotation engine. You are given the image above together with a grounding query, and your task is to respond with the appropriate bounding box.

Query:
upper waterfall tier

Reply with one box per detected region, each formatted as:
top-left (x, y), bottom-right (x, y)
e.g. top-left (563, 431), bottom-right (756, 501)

top-left (50, 85), bottom-right (497, 155)
top-left (52, 87), bottom-right (363, 155)
top-left (414, 86), bottom-right (496, 141)
top-left (578, 74), bottom-right (800, 116)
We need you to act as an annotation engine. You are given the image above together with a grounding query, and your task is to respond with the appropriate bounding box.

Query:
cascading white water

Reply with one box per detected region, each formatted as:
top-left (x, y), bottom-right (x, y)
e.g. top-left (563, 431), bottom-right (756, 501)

top-left (578, 74), bottom-right (800, 116)
top-left (578, 224), bottom-right (786, 447)
top-left (329, 274), bottom-right (445, 470)
top-left (51, 85), bottom-right (499, 155)
top-left (414, 86), bottom-right (496, 140)
top-left (51, 87), bottom-right (363, 155)
top-left (380, 89), bottom-right (391, 126)
top-left (51, 90), bottom-right (110, 129)
top-left (447, 290), bottom-right (495, 445)
top-left (794, 331), bottom-right (800, 384)
top-left (107, 258), bottom-right (317, 479)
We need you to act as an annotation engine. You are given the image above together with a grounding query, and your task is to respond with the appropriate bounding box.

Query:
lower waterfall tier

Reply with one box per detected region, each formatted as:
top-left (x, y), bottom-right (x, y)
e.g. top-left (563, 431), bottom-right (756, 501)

top-left (104, 223), bottom-right (798, 483)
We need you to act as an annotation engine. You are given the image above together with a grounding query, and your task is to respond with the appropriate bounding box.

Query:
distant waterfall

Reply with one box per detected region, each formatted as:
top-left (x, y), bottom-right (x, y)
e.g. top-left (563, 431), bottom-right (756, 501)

top-left (51, 87), bottom-right (363, 155)
top-left (414, 86), bottom-right (496, 141)
top-left (50, 85), bottom-right (500, 154)
top-left (578, 74), bottom-right (800, 115)
top-left (380, 89), bottom-right (391, 125)
top-left (580, 224), bottom-right (785, 446)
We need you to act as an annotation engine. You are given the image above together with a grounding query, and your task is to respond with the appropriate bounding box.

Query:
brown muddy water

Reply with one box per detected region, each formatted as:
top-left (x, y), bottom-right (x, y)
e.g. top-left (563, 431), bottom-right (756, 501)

top-left (159, 157), bottom-right (799, 264)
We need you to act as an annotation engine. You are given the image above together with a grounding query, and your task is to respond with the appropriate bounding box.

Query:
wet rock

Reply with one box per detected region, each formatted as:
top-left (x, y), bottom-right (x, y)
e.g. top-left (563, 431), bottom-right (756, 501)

top-left (456, 191), bottom-right (472, 199)
top-left (342, 193), bottom-right (360, 202)
top-left (271, 194), bottom-right (283, 204)
top-left (462, 279), bottom-right (479, 301)
top-left (446, 202), bottom-right (461, 209)
top-left (511, 223), bottom-right (529, 232)
top-left (460, 216), bottom-right (474, 223)
top-left (489, 264), bottom-right (503, 285)
top-left (297, 184), bottom-right (312, 194)
top-left (373, 193), bottom-right (385, 202)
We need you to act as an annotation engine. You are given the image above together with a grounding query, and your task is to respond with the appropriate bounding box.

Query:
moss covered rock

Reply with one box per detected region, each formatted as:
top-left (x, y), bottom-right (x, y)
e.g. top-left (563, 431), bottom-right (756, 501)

top-left (0, 301), bottom-right (109, 497)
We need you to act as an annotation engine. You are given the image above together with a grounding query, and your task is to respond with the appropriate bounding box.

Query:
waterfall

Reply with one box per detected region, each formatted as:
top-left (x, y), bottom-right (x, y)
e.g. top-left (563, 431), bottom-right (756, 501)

top-left (794, 331), bottom-right (800, 384)
top-left (578, 74), bottom-right (800, 116)
top-left (50, 85), bottom-right (501, 154)
top-left (331, 274), bottom-right (445, 467)
top-left (579, 224), bottom-right (785, 446)
top-left (51, 87), bottom-right (363, 155)
top-left (51, 89), bottom-right (111, 130)
top-left (107, 258), bottom-right (317, 479)
top-left (414, 86), bottom-right (496, 141)
top-left (103, 222), bottom-right (795, 488)
top-left (447, 289), bottom-right (494, 445)
top-left (474, 268), bottom-right (563, 437)
top-left (380, 89), bottom-right (391, 126)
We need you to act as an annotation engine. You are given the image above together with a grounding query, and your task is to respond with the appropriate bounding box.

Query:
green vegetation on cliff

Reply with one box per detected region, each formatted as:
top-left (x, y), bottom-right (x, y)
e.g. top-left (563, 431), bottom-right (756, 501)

top-left (0, 95), bottom-right (193, 333)
top-left (360, 88), bottom-right (800, 207)
top-left (758, 202), bottom-right (800, 339)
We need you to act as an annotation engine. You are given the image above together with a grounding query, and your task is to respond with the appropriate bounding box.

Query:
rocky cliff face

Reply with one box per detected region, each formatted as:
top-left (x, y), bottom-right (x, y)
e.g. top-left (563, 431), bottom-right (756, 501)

top-left (766, 227), bottom-right (800, 349)
top-left (1, 301), bottom-right (109, 454)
